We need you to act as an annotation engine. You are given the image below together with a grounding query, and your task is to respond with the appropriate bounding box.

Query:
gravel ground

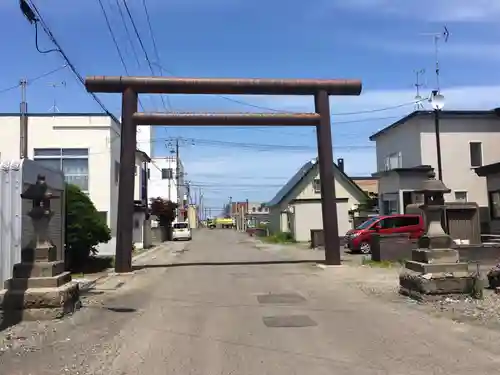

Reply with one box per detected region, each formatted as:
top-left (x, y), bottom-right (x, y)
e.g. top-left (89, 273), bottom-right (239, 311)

top-left (340, 262), bottom-right (500, 330)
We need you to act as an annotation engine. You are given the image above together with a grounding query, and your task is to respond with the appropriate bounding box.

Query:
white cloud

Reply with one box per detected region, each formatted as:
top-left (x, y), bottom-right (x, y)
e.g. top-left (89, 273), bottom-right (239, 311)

top-left (328, 0), bottom-right (500, 22)
top-left (361, 40), bottom-right (500, 61)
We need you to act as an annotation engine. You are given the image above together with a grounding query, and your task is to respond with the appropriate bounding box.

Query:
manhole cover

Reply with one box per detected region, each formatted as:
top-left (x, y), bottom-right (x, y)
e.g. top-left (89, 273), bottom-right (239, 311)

top-left (257, 293), bottom-right (306, 304)
top-left (262, 315), bottom-right (317, 328)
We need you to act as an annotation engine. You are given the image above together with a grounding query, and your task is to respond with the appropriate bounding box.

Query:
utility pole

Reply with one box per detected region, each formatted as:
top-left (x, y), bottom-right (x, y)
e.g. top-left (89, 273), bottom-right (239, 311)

top-left (175, 138), bottom-right (182, 220)
top-left (19, 79), bottom-right (28, 159)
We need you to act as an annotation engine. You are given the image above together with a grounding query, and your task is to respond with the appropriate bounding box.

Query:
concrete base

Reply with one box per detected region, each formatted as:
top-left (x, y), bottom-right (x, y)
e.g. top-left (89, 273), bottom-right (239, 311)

top-left (0, 281), bottom-right (80, 323)
top-left (399, 269), bottom-right (474, 302)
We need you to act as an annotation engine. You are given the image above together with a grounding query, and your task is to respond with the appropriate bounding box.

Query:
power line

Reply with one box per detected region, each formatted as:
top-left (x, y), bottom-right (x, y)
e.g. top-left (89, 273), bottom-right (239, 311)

top-left (159, 136), bottom-right (374, 151)
top-left (120, 0), bottom-right (170, 111)
top-left (0, 64), bottom-right (68, 94)
top-left (23, 0), bottom-right (120, 124)
top-left (141, 0), bottom-right (173, 110)
top-left (113, 0), bottom-right (141, 67)
top-left (150, 60), bottom-right (427, 116)
top-left (96, 0), bottom-right (146, 111)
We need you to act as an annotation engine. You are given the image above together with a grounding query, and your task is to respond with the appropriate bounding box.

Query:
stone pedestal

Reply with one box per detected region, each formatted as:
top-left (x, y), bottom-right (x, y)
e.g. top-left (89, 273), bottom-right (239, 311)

top-left (0, 175), bottom-right (80, 324)
top-left (398, 172), bottom-right (477, 301)
top-left (399, 249), bottom-right (474, 301)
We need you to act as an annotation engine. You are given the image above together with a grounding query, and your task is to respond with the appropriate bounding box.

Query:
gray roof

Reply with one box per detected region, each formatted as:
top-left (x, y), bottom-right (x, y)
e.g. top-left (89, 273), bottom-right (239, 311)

top-left (266, 159), bottom-right (368, 207)
top-left (369, 110), bottom-right (500, 141)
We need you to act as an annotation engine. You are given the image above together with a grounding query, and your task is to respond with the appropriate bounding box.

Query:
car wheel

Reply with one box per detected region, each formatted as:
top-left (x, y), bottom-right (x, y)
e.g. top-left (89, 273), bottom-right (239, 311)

top-left (360, 241), bottom-right (371, 254)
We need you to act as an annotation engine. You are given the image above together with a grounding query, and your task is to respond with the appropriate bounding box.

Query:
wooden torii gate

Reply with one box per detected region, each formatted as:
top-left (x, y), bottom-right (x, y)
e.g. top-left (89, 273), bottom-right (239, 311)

top-left (85, 76), bottom-right (362, 272)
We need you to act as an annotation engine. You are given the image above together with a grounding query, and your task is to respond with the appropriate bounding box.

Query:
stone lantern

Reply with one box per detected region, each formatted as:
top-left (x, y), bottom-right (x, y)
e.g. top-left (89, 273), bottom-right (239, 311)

top-left (0, 174), bottom-right (80, 323)
top-left (399, 171), bottom-right (474, 300)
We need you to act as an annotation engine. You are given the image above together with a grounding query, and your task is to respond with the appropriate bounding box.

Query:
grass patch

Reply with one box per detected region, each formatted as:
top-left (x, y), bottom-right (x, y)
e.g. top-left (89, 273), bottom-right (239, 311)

top-left (262, 231), bottom-right (297, 244)
top-left (362, 257), bottom-right (404, 268)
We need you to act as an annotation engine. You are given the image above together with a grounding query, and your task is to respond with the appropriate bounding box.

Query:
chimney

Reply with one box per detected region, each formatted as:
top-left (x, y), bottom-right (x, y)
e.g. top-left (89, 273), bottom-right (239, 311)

top-left (337, 158), bottom-right (344, 172)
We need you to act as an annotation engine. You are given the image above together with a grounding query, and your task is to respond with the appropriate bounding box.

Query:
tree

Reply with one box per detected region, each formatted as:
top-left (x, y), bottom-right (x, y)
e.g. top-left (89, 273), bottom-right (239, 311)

top-left (65, 184), bottom-right (111, 271)
top-left (349, 192), bottom-right (379, 215)
top-left (150, 197), bottom-right (177, 241)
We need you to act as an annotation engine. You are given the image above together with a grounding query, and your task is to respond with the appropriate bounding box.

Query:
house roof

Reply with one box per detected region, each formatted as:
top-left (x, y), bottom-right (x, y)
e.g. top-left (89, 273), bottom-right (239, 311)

top-left (266, 158), bottom-right (368, 207)
top-left (0, 112), bottom-right (121, 127)
top-left (369, 109), bottom-right (500, 141)
top-left (475, 162), bottom-right (500, 177)
top-left (135, 149), bottom-right (152, 162)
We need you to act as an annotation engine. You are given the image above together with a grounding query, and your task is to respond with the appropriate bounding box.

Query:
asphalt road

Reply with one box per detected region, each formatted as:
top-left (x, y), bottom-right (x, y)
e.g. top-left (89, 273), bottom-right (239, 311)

top-left (2, 229), bottom-right (500, 374)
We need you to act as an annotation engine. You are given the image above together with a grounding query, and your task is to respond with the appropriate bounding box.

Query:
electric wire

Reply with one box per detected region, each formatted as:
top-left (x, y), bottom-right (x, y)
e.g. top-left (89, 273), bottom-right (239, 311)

top-left (120, 0), bottom-right (171, 111)
top-left (151, 61), bottom-right (428, 116)
top-left (141, 0), bottom-right (173, 110)
top-left (0, 64), bottom-right (68, 94)
top-left (113, 0), bottom-right (141, 67)
top-left (96, 0), bottom-right (146, 110)
top-left (26, 0), bottom-right (120, 124)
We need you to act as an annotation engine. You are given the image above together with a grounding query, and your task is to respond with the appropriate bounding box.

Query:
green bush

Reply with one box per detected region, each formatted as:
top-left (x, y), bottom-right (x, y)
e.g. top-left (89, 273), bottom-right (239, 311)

top-left (264, 231), bottom-right (296, 244)
top-left (65, 184), bottom-right (111, 271)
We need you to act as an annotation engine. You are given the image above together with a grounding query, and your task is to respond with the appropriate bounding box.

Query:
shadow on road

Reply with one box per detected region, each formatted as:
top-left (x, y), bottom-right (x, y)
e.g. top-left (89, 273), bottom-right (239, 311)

top-left (132, 259), bottom-right (319, 270)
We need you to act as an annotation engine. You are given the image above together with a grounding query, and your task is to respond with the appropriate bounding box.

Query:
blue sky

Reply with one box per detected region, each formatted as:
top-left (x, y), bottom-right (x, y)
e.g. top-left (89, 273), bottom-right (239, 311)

top-left (2, 0), bottom-right (500, 211)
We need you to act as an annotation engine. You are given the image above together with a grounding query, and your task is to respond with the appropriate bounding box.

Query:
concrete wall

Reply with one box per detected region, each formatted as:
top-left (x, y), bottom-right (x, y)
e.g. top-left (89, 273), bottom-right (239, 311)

top-left (292, 201), bottom-right (351, 242)
top-left (374, 117), bottom-right (423, 172)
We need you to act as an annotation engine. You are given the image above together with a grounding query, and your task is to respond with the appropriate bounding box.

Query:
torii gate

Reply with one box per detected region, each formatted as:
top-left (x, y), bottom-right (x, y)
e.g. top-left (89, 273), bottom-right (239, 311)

top-left (85, 76), bottom-right (362, 272)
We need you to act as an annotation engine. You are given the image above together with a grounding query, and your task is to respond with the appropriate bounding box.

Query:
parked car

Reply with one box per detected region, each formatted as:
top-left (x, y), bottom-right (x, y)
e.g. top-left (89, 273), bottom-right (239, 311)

top-left (344, 214), bottom-right (424, 254)
top-left (172, 222), bottom-right (192, 241)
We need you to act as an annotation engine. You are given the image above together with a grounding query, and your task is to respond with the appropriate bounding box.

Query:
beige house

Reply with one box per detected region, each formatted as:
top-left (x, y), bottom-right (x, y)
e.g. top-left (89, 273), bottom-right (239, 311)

top-left (267, 158), bottom-right (368, 242)
top-left (370, 109), bottom-right (500, 225)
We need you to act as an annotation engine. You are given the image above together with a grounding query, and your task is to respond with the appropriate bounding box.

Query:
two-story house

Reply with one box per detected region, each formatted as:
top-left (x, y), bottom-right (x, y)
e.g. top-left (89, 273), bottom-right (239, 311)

top-left (267, 158), bottom-right (368, 242)
top-left (370, 109), bottom-right (500, 225)
top-left (0, 113), bottom-right (153, 255)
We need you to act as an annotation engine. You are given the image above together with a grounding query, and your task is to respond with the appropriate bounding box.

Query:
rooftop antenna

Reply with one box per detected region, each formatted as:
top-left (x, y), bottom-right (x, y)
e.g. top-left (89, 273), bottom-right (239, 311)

top-left (420, 26), bottom-right (450, 93)
top-left (47, 81), bottom-right (66, 113)
top-left (413, 68), bottom-right (426, 110)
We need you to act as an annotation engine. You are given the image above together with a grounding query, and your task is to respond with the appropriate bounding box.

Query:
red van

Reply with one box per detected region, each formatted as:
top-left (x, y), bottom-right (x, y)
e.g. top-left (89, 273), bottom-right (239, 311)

top-left (344, 214), bottom-right (424, 254)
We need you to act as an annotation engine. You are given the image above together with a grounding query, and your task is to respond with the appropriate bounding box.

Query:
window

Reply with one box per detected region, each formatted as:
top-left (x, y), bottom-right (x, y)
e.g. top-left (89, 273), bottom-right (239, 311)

top-left (454, 191), bottom-right (468, 202)
top-left (489, 191), bottom-right (500, 219)
top-left (313, 179), bottom-right (321, 193)
top-left (173, 222), bottom-right (189, 229)
top-left (34, 148), bottom-right (89, 191)
top-left (469, 142), bottom-right (483, 167)
top-left (393, 216), bottom-right (420, 227)
top-left (161, 168), bottom-right (173, 180)
top-left (384, 152), bottom-right (402, 171)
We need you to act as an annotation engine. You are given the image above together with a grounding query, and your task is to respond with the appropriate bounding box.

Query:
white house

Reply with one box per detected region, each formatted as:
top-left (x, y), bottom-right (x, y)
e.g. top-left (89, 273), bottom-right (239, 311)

top-left (267, 158), bottom-right (369, 242)
top-left (370, 109), bottom-right (500, 227)
top-left (136, 124), bottom-right (187, 220)
top-left (0, 113), bottom-right (153, 255)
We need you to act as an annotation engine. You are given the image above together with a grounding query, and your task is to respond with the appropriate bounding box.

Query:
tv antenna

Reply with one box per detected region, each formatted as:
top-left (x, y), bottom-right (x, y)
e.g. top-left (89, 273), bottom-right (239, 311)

top-left (420, 26), bottom-right (450, 92)
top-left (47, 81), bottom-right (66, 113)
top-left (413, 69), bottom-right (426, 110)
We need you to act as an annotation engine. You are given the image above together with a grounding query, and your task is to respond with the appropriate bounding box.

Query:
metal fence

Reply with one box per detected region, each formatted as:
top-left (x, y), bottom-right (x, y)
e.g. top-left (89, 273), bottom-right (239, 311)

top-left (0, 159), bottom-right (65, 285)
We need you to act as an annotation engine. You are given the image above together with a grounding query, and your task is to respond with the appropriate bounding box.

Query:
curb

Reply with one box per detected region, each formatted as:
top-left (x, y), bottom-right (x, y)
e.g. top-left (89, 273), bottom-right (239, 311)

top-left (78, 242), bottom-right (175, 292)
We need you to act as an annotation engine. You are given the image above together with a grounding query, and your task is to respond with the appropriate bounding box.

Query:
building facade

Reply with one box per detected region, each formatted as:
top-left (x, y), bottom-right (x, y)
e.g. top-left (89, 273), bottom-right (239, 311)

top-left (136, 125), bottom-right (187, 220)
top-left (370, 110), bottom-right (500, 224)
top-left (0, 113), bottom-right (121, 234)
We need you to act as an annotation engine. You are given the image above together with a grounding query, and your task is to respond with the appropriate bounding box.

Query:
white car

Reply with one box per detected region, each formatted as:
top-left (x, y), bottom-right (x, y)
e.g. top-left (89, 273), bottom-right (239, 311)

top-left (172, 222), bottom-right (192, 241)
